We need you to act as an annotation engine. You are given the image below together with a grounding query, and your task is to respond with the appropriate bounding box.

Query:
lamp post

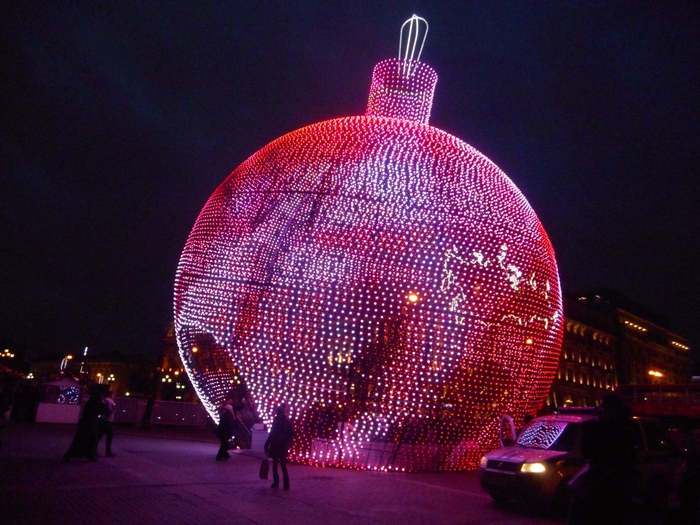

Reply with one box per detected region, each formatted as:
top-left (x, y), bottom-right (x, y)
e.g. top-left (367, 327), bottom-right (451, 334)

top-left (79, 346), bottom-right (89, 373)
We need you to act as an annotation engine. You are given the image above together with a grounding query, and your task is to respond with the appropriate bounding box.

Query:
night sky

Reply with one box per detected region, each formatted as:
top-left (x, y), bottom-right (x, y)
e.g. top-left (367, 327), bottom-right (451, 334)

top-left (2, 2), bottom-right (699, 368)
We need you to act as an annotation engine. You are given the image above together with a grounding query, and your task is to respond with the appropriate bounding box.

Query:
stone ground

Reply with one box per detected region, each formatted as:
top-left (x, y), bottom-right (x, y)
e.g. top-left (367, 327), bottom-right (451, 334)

top-left (0, 422), bottom-right (675, 525)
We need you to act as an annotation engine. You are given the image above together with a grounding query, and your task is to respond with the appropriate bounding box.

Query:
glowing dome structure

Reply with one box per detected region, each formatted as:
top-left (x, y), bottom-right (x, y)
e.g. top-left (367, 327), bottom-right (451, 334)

top-left (174, 16), bottom-right (563, 471)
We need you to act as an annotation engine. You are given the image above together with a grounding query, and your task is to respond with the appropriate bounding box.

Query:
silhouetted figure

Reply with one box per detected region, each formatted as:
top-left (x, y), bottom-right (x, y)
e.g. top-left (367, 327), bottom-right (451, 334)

top-left (216, 397), bottom-right (235, 461)
top-left (97, 391), bottom-right (117, 457)
top-left (568, 394), bottom-right (636, 525)
top-left (142, 396), bottom-right (155, 429)
top-left (0, 384), bottom-right (13, 452)
top-left (676, 433), bottom-right (700, 525)
top-left (63, 393), bottom-right (107, 462)
top-left (265, 404), bottom-right (294, 490)
top-left (231, 395), bottom-right (246, 415)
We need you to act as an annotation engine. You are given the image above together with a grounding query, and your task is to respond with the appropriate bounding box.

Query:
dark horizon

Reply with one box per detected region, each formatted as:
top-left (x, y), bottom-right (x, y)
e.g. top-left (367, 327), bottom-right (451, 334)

top-left (1, 2), bottom-right (698, 369)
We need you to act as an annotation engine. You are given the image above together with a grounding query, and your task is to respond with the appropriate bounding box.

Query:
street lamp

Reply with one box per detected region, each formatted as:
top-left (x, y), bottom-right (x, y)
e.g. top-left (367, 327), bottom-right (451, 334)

top-left (60, 355), bottom-right (73, 370)
top-left (648, 370), bottom-right (664, 384)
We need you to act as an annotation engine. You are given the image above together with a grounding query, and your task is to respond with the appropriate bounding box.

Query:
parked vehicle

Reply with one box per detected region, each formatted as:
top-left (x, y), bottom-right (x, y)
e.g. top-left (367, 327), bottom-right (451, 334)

top-left (478, 408), bottom-right (683, 510)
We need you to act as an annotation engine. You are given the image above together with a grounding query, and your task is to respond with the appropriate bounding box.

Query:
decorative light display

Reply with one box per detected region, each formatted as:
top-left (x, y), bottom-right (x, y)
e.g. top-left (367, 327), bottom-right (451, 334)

top-left (174, 16), bottom-right (563, 471)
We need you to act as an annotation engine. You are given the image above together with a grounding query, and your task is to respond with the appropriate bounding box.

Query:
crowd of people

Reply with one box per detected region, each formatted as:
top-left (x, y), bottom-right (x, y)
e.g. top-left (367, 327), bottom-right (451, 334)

top-left (55, 388), bottom-right (297, 490)
top-left (44, 388), bottom-right (699, 515)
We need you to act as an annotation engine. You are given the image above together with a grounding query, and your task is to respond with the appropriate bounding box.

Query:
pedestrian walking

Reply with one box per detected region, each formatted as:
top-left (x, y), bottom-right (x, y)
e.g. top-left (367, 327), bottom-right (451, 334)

top-left (264, 404), bottom-right (294, 490)
top-left (97, 390), bottom-right (117, 457)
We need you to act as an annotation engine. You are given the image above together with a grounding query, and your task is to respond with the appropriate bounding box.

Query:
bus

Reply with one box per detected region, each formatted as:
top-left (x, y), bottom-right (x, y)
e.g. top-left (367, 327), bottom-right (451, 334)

top-left (618, 384), bottom-right (700, 455)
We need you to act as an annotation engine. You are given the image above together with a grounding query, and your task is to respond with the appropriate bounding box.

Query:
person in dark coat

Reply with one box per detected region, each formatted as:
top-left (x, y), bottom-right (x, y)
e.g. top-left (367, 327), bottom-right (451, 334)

top-left (142, 395), bottom-right (155, 429)
top-left (264, 404), bottom-right (294, 490)
top-left (62, 393), bottom-right (107, 462)
top-left (568, 394), bottom-right (637, 525)
top-left (216, 397), bottom-right (235, 461)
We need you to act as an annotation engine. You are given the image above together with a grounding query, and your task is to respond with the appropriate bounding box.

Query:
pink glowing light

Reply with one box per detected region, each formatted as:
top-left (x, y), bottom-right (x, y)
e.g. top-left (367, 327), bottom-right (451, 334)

top-left (174, 27), bottom-right (562, 471)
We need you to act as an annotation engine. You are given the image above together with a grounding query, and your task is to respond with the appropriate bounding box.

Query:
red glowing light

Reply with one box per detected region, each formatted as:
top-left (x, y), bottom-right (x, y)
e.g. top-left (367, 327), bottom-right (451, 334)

top-left (174, 53), bottom-right (562, 471)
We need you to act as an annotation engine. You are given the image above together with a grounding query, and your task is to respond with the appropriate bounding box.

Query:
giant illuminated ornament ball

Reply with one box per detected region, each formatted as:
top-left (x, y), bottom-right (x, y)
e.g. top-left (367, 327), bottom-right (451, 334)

top-left (174, 16), bottom-right (563, 471)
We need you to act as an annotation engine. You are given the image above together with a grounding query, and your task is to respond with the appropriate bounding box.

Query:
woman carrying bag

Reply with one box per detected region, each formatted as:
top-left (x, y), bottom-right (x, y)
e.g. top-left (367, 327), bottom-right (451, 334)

top-left (264, 404), bottom-right (294, 490)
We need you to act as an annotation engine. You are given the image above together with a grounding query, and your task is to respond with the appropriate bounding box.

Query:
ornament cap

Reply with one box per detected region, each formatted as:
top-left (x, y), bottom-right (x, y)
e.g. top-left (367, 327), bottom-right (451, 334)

top-left (365, 59), bottom-right (438, 125)
top-left (366, 16), bottom-right (437, 124)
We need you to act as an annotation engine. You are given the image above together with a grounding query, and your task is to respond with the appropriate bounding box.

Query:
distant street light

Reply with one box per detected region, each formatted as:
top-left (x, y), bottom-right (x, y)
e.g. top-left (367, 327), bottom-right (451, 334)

top-left (60, 355), bottom-right (73, 370)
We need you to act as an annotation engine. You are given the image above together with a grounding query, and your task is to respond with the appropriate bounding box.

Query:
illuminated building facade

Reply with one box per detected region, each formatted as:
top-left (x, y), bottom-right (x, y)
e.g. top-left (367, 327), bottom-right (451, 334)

top-left (617, 314), bottom-right (691, 386)
top-left (546, 290), bottom-right (692, 413)
top-left (546, 296), bottom-right (619, 409)
top-left (174, 18), bottom-right (563, 470)
top-left (573, 290), bottom-right (691, 386)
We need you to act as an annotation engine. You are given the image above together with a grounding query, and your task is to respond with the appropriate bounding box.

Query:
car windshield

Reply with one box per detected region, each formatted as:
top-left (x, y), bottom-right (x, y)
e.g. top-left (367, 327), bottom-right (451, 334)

top-left (517, 420), bottom-right (581, 451)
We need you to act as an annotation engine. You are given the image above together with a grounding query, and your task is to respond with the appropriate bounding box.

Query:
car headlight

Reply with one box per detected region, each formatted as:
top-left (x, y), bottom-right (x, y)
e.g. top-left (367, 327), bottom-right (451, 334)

top-left (479, 456), bottom-right (488, 468)
top-left (520, 462), bottom-right (546, 473)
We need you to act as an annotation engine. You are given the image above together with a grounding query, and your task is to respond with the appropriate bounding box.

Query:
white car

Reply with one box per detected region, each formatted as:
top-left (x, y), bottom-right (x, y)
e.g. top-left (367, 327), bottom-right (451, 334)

top-left (479, 409), bottom-right (681, 510)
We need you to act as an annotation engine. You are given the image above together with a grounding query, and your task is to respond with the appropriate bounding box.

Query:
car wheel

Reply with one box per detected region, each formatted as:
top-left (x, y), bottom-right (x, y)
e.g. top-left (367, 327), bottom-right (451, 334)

top-left (488, 490), bottom-right (510, 505)
top-left (551, 479), bottom-right (572, 516)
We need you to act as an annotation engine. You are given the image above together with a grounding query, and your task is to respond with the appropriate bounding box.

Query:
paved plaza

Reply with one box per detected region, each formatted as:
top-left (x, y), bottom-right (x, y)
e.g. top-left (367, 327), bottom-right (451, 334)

top-left (0, 422), bottom-right (670, 525)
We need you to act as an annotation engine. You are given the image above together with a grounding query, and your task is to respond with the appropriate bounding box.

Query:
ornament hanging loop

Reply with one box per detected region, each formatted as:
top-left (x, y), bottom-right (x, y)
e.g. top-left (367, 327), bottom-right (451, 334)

top-left (399, 15), bottom-right (429, 77)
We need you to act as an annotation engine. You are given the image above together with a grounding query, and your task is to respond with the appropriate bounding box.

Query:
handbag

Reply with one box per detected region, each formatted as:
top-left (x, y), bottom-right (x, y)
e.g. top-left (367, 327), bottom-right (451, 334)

top-left (259, 457), bottom-right (270, 479)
